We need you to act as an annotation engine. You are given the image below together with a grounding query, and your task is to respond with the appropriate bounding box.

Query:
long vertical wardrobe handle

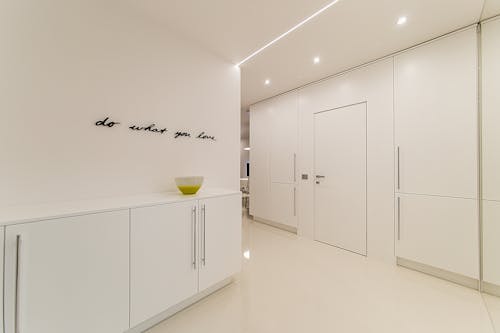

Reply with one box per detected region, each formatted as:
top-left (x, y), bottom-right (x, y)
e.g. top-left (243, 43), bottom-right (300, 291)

top-left (192, 206), bottom-right (197, 269)
top-left (293, 153), bottom-right (297, 182)
top-left (397, 146), bottom-right (401, 190)
top-left (202, 204), bottom-right (206, 266)
top-left (397, 197), bottom-right (401, 241)
top-left (15, 234), bottom-right (22, 333)
top-left (293, 187), bottom-right (297, 217)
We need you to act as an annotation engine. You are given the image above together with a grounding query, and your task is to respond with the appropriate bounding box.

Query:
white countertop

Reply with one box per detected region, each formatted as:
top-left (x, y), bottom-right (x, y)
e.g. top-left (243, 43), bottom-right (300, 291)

top-left (0, 189), bottom-right (241, 226)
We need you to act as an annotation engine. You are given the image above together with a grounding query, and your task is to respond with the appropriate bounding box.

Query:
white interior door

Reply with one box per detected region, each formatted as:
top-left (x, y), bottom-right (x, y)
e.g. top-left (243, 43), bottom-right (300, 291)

top-left (314, 103), bottom-right (367, 255)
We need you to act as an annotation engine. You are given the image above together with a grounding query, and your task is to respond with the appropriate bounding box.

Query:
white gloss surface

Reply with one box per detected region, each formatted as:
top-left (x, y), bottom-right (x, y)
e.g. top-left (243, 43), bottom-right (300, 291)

top-left (483, 294), bottom-right (500, 332)
top-left (0, 189), bottom-right (240, 226)
top-left (147, 214), bottom-right (496, 333)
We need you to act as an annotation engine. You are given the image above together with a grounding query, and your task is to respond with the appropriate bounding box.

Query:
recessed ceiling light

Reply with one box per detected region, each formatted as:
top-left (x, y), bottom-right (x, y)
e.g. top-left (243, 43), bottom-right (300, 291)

top-left (397, 16), bottom-right (408, 25)
top-left (313, 56), bottom-right (321, 64)
top-left (264, 79), bottom-right (271, 85)
top-left (243, 147), bottom-right (251, 151)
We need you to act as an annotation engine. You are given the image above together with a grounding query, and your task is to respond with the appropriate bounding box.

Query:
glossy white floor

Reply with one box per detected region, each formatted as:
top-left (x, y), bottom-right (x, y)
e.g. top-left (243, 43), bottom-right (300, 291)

top-left (147, 214), bottom-right (498, 333)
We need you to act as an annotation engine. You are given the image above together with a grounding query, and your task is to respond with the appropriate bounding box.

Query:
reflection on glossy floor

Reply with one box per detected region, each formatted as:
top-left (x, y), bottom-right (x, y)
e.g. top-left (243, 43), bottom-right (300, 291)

top-left (484, 293), bottom-right (500, 332)
top-left (147, 215), bottom-right (495, 333)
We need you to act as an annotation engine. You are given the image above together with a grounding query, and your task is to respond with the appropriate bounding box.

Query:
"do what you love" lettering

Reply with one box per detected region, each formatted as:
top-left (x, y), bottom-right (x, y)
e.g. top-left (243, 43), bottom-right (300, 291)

top-left (95, 116), bottom-right (217, 141)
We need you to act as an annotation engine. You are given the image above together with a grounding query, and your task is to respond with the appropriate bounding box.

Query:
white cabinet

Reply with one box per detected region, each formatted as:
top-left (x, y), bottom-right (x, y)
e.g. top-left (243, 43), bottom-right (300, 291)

top-left (482, 18), bottom-right (500, 201)
top-left (129, 193), bottom-right (241, 327)
top-left (395, 28), bottom-right (478, 198)
top-left (396, 194), bottom-right (479, 278)
top-left (130, 201), bottom-right (199, 327)
top-left (199, 195), bottom-right (242, 291)
top-left (3, 210), bottom-right (130, 333)
top-left (250, 92), bottom-right (298, 229)
top-left (0, 190), bottom-right (240, 333)
top-left (394, 28), bottom-right (479, 279)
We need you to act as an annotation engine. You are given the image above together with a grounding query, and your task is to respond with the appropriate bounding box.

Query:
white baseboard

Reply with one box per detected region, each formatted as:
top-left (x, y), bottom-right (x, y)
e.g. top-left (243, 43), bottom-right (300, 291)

top-left (397, 257), bottom-right (479, 290)
top-left (127, 277), bottom-right (234, 333)
top-left (482, 281), bottom-right (500, 297)
top-left (253, 217), bottom-right (297, 233)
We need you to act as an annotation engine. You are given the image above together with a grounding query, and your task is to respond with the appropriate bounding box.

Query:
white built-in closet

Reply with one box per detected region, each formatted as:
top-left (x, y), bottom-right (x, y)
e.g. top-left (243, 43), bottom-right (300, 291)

top-left (250, 25), bottom-right (487, 284)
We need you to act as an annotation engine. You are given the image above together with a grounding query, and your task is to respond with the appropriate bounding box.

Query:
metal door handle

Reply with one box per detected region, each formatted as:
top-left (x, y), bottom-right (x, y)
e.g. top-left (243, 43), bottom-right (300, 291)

top-left (397, 146), bottom-right (400, 190)
top-left (397, 197), bottom-right (401, 241)
top-left (192, 206), bottom-right (197, 269)
top-left (15, 234), bottom-right (22, 333)
top-left (293, 187), bottom-right (297, 217)
top-left (315, 175), bottom-right (325, 179)
top-left (293, 153), bottom-right (297, 182)
top-left (202, 204), bottom-right (206, 266)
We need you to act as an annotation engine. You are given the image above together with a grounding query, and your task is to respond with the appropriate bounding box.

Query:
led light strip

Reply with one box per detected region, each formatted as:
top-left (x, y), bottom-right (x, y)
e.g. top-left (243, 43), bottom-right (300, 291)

top-left (236, 0), bottom-right (341, 67)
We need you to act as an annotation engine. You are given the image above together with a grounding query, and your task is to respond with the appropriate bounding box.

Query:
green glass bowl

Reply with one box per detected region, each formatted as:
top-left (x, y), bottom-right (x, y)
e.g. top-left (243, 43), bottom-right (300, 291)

top-left (175, 177), bottom-right (204, 195)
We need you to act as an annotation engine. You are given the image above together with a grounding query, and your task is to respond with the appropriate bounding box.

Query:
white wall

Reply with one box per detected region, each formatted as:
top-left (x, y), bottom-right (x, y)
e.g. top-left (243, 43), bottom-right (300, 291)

top-left (298, 59), bottom-right (394, 262)
top-left (0, 0), bottom-right (240, 206)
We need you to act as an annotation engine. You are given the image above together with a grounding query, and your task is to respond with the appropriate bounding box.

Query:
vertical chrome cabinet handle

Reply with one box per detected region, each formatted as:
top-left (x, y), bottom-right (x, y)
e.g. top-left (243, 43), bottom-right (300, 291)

top-left (397, 197), bottom-right (401, 241)
top-left (293, 153), bottom-right (297, 182)
top-left (192, 206), bottom-right (197, 269)
top-left (202, 204), bottom-right (206, 266)
top-left (15, 234), bottom-right (22, 333)
top-left (293, 187), bottom-right (297, 217)
top-left (397, 146), bottom-right (400, 190)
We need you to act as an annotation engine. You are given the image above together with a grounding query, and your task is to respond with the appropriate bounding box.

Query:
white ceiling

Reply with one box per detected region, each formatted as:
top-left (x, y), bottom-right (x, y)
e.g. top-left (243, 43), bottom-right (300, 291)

top-left (241, 0), bottom-right (487, 108)
top-left (124, 0), bottom-right (334, 63)
top-left (124, 0), bottom-right (499, 110)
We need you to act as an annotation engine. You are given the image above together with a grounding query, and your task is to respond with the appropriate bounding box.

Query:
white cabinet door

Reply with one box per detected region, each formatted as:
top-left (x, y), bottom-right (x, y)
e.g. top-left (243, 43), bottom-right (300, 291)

top-left (250, 92), bottom-right (299, 228)
top-left (268, 93), bottom-right (298, 184)
top-left (268, 93), bottom-right (298, 228)
top-left (395, 28), bottom-right (478, 198)
top-left (0, 227), bottom-right (4, 333)
top-left (482, 19), bottom-right (500, 201)
top-left (199, 194), bottom-right (241, 291)
top-left (4, 211), bottom-right (129, 333)
top-left (130, 201), bottom-right (198, 327)
top-left (396, 194), bottom-right (479, 279)
top-left (249, 102), bottom-right (272, 220)
top-left (270, 183), bottom-right (297, 228)
top-left (483, 200), bottom-right (500, 285)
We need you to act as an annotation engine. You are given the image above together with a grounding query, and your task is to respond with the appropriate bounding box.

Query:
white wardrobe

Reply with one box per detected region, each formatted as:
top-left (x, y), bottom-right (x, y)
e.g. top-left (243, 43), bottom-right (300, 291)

top-left (394, 28), bottom-right (479, 280)
top-left (250, 92), bottom-right (298, 230)
top-left (249, 26), bottom-right (482, 283)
